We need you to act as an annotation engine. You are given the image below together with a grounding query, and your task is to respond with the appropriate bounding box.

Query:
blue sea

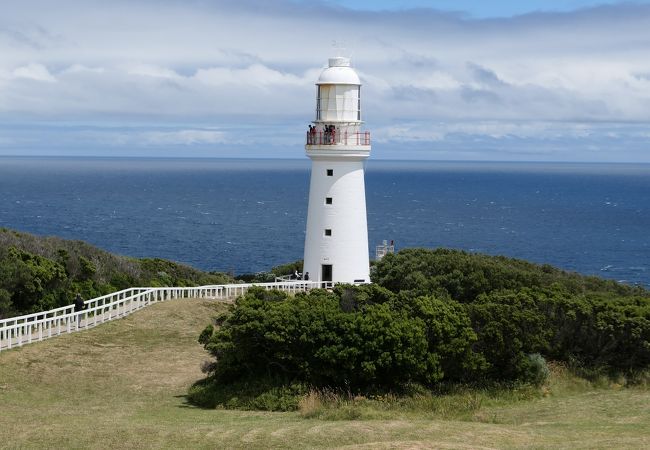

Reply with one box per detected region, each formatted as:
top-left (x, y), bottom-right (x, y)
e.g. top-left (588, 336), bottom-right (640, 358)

top-left (0, 157), bottom-right (648, 287)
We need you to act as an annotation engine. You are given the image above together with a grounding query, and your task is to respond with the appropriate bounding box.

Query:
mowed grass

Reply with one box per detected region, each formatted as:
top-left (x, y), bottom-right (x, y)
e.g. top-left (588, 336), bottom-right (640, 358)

top-left (0, 299), bottom-right (648, 449)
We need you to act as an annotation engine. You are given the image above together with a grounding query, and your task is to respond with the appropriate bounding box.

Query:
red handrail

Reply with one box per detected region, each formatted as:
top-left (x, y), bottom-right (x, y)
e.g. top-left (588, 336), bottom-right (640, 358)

top-left (306, 131), bottom-right (370, 146)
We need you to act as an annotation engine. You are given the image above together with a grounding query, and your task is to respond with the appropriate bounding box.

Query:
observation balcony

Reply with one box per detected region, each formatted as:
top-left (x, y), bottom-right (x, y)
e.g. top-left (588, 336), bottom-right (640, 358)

top-left (306, 131), bottom-right (370, 146)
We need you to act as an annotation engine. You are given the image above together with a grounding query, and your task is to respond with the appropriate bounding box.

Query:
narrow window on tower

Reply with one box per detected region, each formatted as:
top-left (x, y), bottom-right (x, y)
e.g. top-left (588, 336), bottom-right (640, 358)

top-left (316, 86), bottom-right (321, 120)
top-left (357, 86), bottom-right (361, 120)
top-left (324, 229), bottom-right (332, 236)
top-left (326, 169), bottom-right (333, 176)
top-left (325, 197), bottom-right (332, 205)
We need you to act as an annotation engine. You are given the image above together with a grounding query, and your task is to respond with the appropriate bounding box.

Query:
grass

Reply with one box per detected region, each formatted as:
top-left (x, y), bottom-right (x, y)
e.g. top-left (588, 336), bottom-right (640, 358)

top-left (1, 299), bottom-right (648, 449)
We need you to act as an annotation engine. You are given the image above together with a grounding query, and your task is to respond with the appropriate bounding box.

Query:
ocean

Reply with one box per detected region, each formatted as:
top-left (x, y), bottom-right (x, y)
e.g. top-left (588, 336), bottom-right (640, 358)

top-left (0, 157), bottom-right (648, 287)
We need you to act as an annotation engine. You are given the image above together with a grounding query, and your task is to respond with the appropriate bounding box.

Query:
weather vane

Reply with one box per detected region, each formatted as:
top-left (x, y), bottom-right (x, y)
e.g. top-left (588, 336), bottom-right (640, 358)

top-left (332, 40), bottom-right (348, 57)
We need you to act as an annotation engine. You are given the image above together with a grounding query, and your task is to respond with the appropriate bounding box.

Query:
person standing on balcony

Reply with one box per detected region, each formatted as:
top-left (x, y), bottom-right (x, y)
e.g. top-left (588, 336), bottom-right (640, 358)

top-left (308, 125), bottom-right (314, 144)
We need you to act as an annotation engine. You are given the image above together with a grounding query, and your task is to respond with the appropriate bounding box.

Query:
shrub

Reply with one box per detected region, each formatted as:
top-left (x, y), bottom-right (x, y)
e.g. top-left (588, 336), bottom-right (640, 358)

top-left (187, 376), bottom-right (308, 411)
top-left (195, 285), bottom-right (490, 406)
top-left (467, 288), bottom-right (553, 380)
top-left (198, 324), bottom-right (214, 345)
top-left (0, 288), bottom-right (12, 318)
top-left (522, 353), bottom-right (550, 386)
top-left (203, 286), bottom-right (432, 390)
top-left (0, 228), bottom-right (234, 316)
top-left (372, 248), bottom-right (645, 301)
top-left (374, 249), bottom-right (650, 376)
top-left (192, 248), bottom-right (649, 409)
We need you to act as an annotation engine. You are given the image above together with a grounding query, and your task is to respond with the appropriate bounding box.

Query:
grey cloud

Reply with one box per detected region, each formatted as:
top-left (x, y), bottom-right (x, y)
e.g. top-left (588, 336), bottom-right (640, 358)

top-left (0, 23), bottom-right (62, 50)
top-left (467, 63), bottom-right (507, 87)
top-left (389, 85), bottom-right (437, 102)
top-left (460, 87), bottom-right (502, 105)
top-left (1, 0), bottom-right (650, 161)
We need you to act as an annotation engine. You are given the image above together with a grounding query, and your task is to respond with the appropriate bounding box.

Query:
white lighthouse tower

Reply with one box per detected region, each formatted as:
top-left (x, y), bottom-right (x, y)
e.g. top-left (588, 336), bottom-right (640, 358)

top-left (303, 56), bottom-right (371, 284)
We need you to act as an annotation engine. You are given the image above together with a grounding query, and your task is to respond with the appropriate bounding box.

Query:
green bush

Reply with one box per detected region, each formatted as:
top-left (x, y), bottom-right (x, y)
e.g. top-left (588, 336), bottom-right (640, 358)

top-left (373, 249), bottom-right (650, 376)
top-left (397, 293), bottom-right (486, 382)
top-left (192, 248), bottom-right (649, 408)
top-left (0, 228), bottom-right (234, 317)
top-left (187, 376), bottom-right (308, 411)
top-left (467, 288), bottom-right (553, 380)
top-left (522, 353), bottom-right (550, 386)
top-left (195, 285), bottom-right (490, 407)
top-left (198, 324), bottom-right (214, 345)
top-left (372, 248), bottom-right (646, 301)
top-left (204, 286), bottom-right (433, 389)
top-left (0, 288), bottom-right (12, 317)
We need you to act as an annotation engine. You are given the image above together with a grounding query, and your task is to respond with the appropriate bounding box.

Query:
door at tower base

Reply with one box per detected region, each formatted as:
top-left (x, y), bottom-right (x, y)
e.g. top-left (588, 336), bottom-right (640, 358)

top-left (303, 158), bottom-right (370, 284)
top-left (321, 264), bottom-right (333, 282)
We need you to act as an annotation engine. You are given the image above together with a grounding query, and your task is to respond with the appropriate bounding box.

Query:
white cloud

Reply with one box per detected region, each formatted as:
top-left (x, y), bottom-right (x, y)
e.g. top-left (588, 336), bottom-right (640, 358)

top-left (1, 0), bottom-right (650, 160)
top-left (372, 121), bottom-right (599, 143)
top-left (124, 64), bottom-right (179, 79)
top-left (194, 64), bottom-right (308, 88)
top-left (141, 129), bottom-right (226, 145)
top-left (12, 63), bottom-right (56, 82)
top-left (61, 64), bottom-right (105, 74)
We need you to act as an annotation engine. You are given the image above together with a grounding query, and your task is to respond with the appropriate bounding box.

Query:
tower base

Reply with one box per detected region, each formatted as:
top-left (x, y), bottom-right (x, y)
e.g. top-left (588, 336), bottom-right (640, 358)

top-left (303, 157), bottom-right (370, 284)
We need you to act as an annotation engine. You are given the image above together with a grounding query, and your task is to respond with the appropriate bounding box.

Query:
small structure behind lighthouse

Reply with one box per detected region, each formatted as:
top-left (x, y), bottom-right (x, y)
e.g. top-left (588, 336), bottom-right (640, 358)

top-left (303, 56), bottom-right (371, 284)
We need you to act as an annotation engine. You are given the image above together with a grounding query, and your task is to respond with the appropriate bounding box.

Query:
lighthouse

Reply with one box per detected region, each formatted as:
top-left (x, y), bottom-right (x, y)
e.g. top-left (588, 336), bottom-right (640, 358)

top-left (303, 56), bottom-right (371, 284)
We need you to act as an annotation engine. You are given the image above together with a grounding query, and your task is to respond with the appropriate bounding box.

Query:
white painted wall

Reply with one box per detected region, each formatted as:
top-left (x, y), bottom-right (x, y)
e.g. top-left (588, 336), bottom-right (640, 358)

top-left (304, 56), bottom-right (371, 284)
top-left (303, 157), bottom-right (370, 283)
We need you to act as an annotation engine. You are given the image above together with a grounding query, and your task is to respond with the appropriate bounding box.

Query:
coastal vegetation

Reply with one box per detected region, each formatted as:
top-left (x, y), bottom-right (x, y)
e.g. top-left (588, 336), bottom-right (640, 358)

top-left (191, 248), bottom-right (649, 410)
top-left (2, 227), bottom-right (648, 444)
top-left (0, 227), bottom-right (232, 318)
top-left (235, 260), bottom-right (304, 282)
top-left (1, 299), bottom-right (648, 449)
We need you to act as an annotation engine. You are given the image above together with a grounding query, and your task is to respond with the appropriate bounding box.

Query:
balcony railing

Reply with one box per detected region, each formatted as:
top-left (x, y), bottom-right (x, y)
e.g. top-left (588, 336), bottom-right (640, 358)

top-left (306, 131), bottom-right (370, 146)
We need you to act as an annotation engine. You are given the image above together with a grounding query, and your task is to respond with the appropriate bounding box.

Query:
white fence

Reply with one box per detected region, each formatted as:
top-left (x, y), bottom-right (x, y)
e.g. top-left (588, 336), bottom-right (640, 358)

top-left (0, 281), bottom-right (332, 352)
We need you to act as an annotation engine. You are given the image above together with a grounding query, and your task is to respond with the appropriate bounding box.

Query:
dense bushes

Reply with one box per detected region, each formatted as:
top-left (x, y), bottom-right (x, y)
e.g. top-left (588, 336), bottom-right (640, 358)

top-left (372, 248), bottom-right (644, 300)
top-left (376, 250), bottom-right (649, 376)
top-left (193, 248), bottom-right (649, 409)
top-left (235, 260), bottom-right (303, 283)
top-left (0, 228), bottom-right (233, 318)
top-left (0, 246), bottom-right (69, 313)
top-left (193, 285), bottom-right (485, 408)
top-left (202, 285), bottom-right (432, 389)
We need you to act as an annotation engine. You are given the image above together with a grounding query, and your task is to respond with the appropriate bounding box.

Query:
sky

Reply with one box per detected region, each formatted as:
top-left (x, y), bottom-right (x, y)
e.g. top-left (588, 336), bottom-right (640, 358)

top-left (325, 0), bottom-right (650, 18)
top-left (1, 0), bottom-right (650, 161)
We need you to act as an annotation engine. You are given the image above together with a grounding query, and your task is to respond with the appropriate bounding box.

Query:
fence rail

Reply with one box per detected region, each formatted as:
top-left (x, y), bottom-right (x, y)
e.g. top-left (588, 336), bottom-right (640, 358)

top-left (0, 281), bottom-right (338, 352)
top-left (306, 131), bottom-right (370, 146)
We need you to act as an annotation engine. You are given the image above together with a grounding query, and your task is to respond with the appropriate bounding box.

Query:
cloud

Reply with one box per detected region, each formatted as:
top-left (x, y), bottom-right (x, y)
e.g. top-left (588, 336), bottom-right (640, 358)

top-left (194, 64), bottom-right (309, 88)
top-left (11, 63), bottom-right (56, 82)
top-left (373, 121), bottom-right (598, 143)
top-left (1, 0), bottom-right (650, 161)
top-left (125, 64), bottom-right (180, 79)
top-left (141, 129), bottom-right (226, 145)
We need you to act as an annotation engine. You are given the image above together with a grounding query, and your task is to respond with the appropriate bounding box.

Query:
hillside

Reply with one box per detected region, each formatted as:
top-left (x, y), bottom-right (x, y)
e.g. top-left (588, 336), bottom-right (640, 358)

top-left (0, 227), bottom-right (233, 318)
top-left (189, 248), bottom-right (649, 411)
top-left (0, 298), bottom-right (648, 449)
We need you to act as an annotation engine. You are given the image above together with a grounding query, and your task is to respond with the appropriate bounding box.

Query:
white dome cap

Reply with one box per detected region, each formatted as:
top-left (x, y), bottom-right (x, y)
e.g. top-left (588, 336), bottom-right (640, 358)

top-left (316, 56), bottom-right (361, 85)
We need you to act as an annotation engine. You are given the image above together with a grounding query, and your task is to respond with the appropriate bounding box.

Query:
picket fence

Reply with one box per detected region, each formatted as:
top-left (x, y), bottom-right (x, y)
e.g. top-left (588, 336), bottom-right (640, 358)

top-left (0, 281), bottom-right (331, 352)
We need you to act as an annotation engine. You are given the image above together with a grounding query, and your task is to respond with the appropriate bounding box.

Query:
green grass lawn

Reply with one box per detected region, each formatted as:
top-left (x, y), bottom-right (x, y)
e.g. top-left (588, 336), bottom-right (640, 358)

top-left (1, 299), bottom-right (648, 449)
